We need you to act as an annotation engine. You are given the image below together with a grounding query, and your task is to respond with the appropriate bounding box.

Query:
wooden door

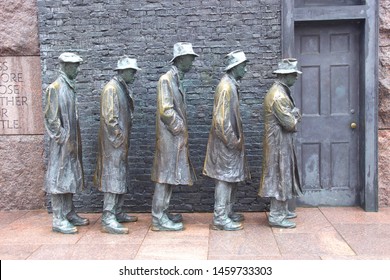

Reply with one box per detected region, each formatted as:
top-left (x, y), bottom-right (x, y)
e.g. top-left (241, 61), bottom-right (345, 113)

top-left (294, 21), bottom-right (361, 206)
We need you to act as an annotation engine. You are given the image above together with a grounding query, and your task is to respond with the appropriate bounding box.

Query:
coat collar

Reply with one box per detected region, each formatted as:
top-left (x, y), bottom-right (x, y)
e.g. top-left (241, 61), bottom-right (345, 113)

top-left (59, 71), bottom-right (76, 90)
top-left (225, 73), bottom-right (240, 98)
top-left (275, 80), bottom-right (296, 106)
top-left (113, 76), bottom-right (134, 111)
top-left (114, 75), bottom-right (128, 90)
top-left (171, 65), bottom-right (179, 77)
top-left (170, 65), bottom-right (185, 95)
top-left (226, 73), bottom-right (240, 88)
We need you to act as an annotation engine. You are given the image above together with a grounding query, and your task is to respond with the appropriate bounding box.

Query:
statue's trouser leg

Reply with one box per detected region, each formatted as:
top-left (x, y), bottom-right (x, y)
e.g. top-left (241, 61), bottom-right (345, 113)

top-left (269, 198), bottom-right (288, 224)
top-left (63, 193), bottom-right (74, 217)
top-left (213, 180), bottom-right (232, 225)
top-left (163, 185), bottom-right (173, 216)
top-left (152, 183), bottom-right (171, 223)
top-left (62, 193), bottom-right (89, 226)
top-left (102, 192), bottom-right (119, 222)
top-left (116, 194), bottom-right (125, 215)
top-left (101, 192), bottom-right (128, 234)
top-left (103, 192), bottom-right (118, 214)
top-left (51, 194), bottom-right (66, 224)
top-left (227, 183), bottom-right (238, 216)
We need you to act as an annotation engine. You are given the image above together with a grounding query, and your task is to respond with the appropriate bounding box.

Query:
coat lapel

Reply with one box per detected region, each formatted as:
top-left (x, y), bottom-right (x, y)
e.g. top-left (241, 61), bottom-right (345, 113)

top-left (115, 76), bottom-right (134, 113)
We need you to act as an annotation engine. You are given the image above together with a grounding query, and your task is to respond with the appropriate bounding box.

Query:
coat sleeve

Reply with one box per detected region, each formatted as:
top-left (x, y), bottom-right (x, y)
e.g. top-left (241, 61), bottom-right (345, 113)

top-left (158, 77), bottom-right (184, 136)
top-left (272, 94), bottom-right (299, 132)
top-left (214, 88), bottom-right (240, 149)
top-left (44, 86), bottom-right (67, 144)
top-left (101, 86), bottom-right (124, 148)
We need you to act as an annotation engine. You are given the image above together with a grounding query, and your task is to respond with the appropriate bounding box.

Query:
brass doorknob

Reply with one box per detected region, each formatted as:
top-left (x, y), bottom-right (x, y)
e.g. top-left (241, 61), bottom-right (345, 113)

top-left (351, 122), bottom-right (357, 129)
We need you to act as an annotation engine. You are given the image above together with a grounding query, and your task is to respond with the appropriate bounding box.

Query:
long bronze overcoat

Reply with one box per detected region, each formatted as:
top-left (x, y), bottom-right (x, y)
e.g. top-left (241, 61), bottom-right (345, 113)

top-left (258, 81), bottom-right (303, 200)
top-left (93, 76), bottom-right (134, 194)
top-left (203, 74), bottom-right (250, 183)
top-left (44, 72), bottom-right (84, 194)
top-left (151, 66), bottom-right (196, 185)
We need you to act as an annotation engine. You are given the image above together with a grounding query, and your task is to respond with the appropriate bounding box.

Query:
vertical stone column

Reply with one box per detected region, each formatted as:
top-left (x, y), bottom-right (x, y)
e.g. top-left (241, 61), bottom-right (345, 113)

top-left (0, 0), bottom-right (45, 210)
top-left (379, 0), bottom-right (390, 207)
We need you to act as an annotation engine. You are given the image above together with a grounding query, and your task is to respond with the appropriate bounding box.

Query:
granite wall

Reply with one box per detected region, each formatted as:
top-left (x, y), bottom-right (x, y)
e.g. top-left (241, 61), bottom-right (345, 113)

top-left (0, 0), bottom-right (45, 210)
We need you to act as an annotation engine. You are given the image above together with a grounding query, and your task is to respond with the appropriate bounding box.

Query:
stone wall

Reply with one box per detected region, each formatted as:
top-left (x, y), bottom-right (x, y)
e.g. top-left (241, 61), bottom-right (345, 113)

top-left (0, 0), bottom-right (45, 210)
top-left (37, 0), bottom-right (279, 212)
top-left (379, 0), bottom-right (390, 207)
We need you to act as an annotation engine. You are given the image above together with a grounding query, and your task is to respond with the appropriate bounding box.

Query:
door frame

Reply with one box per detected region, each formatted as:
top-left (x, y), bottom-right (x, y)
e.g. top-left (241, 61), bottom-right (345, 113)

top-left (281, 0), bottom-right (379, 211)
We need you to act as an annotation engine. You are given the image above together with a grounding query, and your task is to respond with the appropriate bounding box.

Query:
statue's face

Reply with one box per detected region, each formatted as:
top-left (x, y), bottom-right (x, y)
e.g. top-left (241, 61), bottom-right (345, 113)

top-left (234, 62), bottom-right (247, 80)
top-left (284, 73), bottom-right (298, 87)
top-left (63, 63), bottom-right (80, 80)
top-left (121, 68), bottom-right (137, 84)
top-left (176, 55), bottom-right (195, 73)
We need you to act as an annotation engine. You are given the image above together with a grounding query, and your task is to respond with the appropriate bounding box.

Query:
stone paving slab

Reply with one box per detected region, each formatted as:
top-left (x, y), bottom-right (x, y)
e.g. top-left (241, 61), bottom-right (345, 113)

top-left (1, 207), bottom-right (390, 260)
top-left (27, 244), bottom-right (141, 260)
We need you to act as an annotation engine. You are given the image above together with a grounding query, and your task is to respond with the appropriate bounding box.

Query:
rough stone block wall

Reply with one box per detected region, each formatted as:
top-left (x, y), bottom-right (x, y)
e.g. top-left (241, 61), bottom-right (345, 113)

top-left (0, 0), bottom-right (45, 210)
top-left (379, 0), bottom-right (390, 207)
top-left (37, 0), bottom-right (280, 212)
top-left (0, 136), bottom-right (45, 210)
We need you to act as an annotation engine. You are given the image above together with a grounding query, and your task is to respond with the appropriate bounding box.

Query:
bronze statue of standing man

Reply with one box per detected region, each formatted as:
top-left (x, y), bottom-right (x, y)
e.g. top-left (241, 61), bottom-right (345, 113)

top-left (151, 42), bottom-right (198, 231)
top-left (259, 58), bottom-right (303, 229)
top-left (44, 52), bottom-right (89, 234)
top-left (94, 56), bottom-right (141, 234)
top-left (203, 50), bottom-right (251, 231)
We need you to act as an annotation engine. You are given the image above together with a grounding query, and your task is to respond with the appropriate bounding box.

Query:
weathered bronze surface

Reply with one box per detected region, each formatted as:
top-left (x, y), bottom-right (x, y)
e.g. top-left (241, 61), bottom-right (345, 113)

top-left (258, 58), bottom-right (303, 229)
top-left (44, 52), bottom-right (89, 234)
top-left (93, 56), bottom-right (140, 234)
top-left (151, 42), bottom-right (198, 231)
top-left (203, 50), bottom-right (250, 231)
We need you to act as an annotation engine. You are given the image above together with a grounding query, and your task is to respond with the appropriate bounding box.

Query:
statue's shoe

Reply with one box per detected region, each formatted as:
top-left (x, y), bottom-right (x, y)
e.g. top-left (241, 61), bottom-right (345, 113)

top-left (286, 211), bottom-right (297, 219)
top-left (229, 212), bottom-right (245, 222)
top-left (52, 219), bottom-right (78, 234)
top-left (212, 220), bottom-right (243, 231)
top-left (116, 213), bottom-right (138, 223)
top-left (167, 213), bottom-right (183, 223)
top-left (67, 212), bottom-right (89, 226)
top-left (151, 219), bottom-right (184, 231)
top-left (269, 219), bottom-right (296, 228)
top-left (101, 219), bottom-right (129, 234)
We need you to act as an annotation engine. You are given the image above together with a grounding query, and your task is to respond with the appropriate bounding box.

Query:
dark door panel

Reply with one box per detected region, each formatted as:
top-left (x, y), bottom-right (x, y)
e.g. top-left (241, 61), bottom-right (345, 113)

top-left (295, 0), bottom-right (363, 7)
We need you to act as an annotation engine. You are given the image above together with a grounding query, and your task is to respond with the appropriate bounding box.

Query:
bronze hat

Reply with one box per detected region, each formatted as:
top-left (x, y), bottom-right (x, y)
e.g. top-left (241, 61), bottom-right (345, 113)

top-left (170, 42), bottom-right (199, 63)
top-left (115, 56), bottom-right (141, 71)
top-left (58, 52), bottom-right (83, 63)
top-left (273, 58), bottom-right (302, 74)
top-left (224, 50), bottom-right (248, 71)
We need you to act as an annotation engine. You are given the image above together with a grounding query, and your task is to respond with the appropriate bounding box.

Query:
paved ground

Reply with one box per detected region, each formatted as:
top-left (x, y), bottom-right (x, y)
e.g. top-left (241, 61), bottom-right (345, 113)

top-left (1, 207), bottom-right (390, 260)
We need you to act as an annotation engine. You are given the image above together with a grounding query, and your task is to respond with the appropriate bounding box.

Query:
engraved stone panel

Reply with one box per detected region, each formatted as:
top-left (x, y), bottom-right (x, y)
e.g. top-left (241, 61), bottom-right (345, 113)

top-left (0, 56), bottom-right (43, 135)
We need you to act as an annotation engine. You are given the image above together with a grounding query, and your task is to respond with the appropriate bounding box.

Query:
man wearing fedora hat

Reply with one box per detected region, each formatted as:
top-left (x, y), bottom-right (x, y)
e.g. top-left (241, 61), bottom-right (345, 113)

top-left (94, 56), bottom-right (141, 234)
top-left (151, 42), bottom-right (198, 231)
top-left (44, 52), bottom-right (89, 234)
top-left (203, 50), bottom-right (251, 231)
top-left (259, 58), bottom-right (304, 229)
